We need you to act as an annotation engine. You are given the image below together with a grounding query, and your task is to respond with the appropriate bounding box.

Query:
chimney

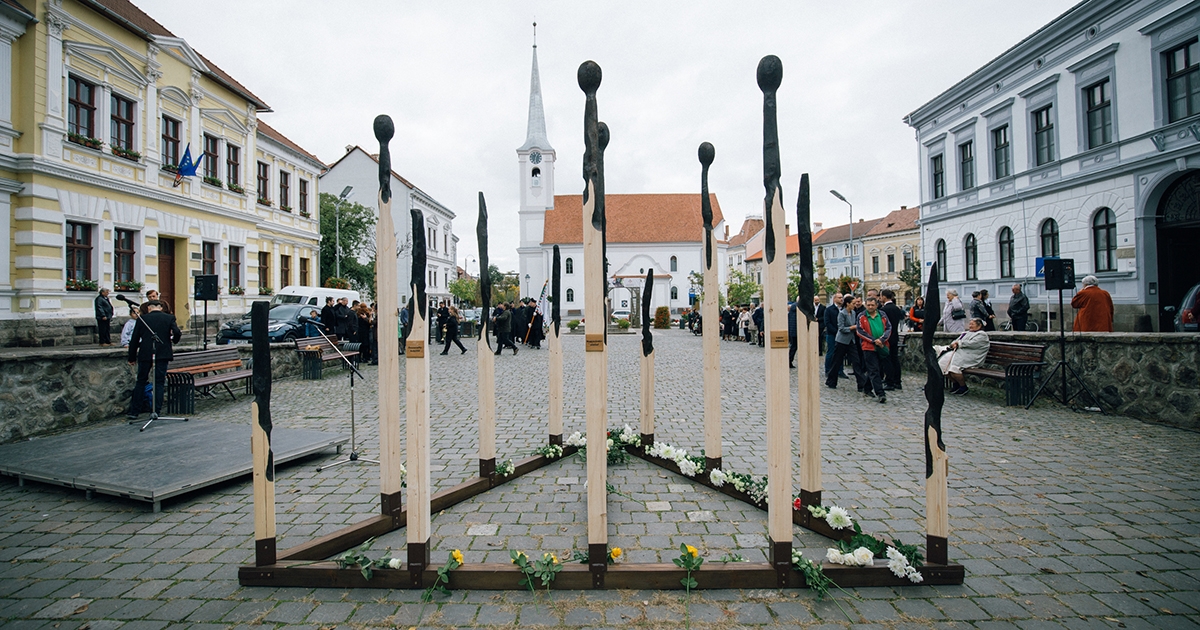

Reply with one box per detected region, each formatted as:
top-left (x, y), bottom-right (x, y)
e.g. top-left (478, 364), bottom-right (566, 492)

top-left (813, 222), bottom-right (822, 232)
top-left (724, 225), bottom-right (729, 240)
top-left (785, 224), bottom-right (790, 236)
top-left (345, 145), bottom-right (355, 154)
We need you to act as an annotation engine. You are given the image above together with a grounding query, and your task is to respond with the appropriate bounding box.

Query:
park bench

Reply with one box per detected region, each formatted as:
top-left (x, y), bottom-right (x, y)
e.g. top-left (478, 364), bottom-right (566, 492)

top-left (951, 341), bottom-right (1048, 406)
top-left (294, 336), bottom-right (360, 380)
top-left (165, 347), bottom-right (252, 414)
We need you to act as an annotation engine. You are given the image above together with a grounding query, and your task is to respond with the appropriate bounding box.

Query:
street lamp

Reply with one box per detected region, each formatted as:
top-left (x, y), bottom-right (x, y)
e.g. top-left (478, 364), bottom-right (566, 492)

top-left (829, 189), bottom-right (856, 293)
top-left (524, 273), bottom-right (530, 299)
top-left (336, 186), bottom-right (353, 279)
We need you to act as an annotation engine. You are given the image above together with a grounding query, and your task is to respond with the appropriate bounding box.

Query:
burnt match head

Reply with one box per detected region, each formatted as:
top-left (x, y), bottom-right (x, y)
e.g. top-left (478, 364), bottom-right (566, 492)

top-left (577, 60), bottom-right (602, 94)
top-left (757, 55), bottom-right (783, 92)
top-left (373, 115), bottom-right (394, 143)
top-left (597, 121), bottom-right (610, 150)
top-left (698, 142), bottom-right (715, 167)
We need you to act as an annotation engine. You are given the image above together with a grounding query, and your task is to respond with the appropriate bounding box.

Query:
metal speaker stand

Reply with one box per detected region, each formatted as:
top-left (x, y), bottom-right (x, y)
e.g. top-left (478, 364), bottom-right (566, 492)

top-left (129, 314), bottom-right (188, 432)
top-left (314, 325), bottom-right (377, 472)
top-left (1025, 288), bottom-right (1103, 413)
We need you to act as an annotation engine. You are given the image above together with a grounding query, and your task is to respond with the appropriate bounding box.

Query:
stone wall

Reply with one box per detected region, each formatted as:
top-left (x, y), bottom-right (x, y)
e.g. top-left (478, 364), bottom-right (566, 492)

top-left (0, 343), bottom-right (304, 444)
top-left (900, 331), bottom-right (1200, 430)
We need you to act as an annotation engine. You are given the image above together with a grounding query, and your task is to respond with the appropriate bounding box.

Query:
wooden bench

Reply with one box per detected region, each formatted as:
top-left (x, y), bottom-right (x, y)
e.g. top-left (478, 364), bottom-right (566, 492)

top-left (294, 336), bottom-right (360, 380)
top-left (953, 341), bottom-right (1048, 406)
top-left (165, 347), bottom-right (252, 414)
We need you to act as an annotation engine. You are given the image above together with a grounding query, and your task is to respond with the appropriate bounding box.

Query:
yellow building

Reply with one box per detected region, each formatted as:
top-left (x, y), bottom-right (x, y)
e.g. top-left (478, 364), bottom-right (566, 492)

top-left (1, 0), bottom-right (322, 346)
top-left (861, 206), bottom-right (920, 305)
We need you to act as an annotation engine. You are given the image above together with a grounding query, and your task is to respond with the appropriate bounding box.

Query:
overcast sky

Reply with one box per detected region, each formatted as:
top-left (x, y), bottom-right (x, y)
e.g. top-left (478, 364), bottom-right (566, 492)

top-left (139, 0), bottom-right (1078, 274)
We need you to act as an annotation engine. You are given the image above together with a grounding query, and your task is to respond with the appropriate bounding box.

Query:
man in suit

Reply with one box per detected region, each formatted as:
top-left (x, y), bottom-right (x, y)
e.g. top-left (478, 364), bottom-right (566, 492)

top-left (333, 298), bottom-right (354, 338)
top-left (880, 289), bottom-right (905, 390)
top-left (320, 297), bottom-right (336, 334)
top-left (95, 288), bottom-right (114, 346)
top-left (127, 300), bottom-right (182, 418)
top-left (823, 293), bottom-right (845, 378)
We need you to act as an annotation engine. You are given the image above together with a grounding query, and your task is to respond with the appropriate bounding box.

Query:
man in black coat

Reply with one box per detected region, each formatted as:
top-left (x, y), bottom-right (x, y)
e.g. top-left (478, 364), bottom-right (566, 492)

top-left (126, 300), bottom-right (182, 418)
top-left (880, 289), bottom-right (904, 390)
top-left (493, 303), bottom-right (517, 355)
top-left (320, 297), bottom-right (336, 335)
top-left (95, 288), bottom-right (114, 346)
top-left (814, 295), bottom-right (827, 355)
top-left (333, 298), bottom-right (354, 338)
top-left (435, 301), bottom-right (449, 342)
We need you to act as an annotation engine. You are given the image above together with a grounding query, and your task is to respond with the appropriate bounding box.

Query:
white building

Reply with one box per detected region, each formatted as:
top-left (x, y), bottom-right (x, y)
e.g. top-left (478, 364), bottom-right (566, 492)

top-left (515, 42), bottom-right (728, 315)
top-left (905, 0), bottom-right (1200, 331)
top-left (320, 147), bottom-right (457, 310)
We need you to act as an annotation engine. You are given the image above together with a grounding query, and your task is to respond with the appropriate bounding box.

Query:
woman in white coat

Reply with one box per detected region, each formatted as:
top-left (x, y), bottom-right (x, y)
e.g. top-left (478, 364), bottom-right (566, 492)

top-left (939, 318), bottom-right (991, 395)
top-left (940, 289), bottom-right (967, 333)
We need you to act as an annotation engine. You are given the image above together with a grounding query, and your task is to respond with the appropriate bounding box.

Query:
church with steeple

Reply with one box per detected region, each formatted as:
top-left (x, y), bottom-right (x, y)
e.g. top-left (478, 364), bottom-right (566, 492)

top-left (516, 32), bottom-right (728, 317)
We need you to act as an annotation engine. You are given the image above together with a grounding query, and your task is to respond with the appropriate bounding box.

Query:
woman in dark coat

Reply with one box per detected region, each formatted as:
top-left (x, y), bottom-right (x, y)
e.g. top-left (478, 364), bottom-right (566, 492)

top-left (355, 304), bottom-right (374, 364)
top-left (441, 305), bottom-right (467, 354)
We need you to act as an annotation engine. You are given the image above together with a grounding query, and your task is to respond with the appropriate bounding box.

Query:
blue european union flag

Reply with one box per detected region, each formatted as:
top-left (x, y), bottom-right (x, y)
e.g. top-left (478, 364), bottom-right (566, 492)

top-left (172, 144), bottom-right (204, 187)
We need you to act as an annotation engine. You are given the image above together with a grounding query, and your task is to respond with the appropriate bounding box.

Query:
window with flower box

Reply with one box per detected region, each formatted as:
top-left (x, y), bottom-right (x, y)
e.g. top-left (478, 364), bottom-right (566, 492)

top-left (161, 116), bottom-right (181, 167)
top-left (110, 94), bottom-right (135, 157)
top-left (258, 251), bottom-right (271, 289)
top-left (279, 170), bottom-right (290, 211)
top-left (68, 76), bottom-right (96, 140)
top-left (298, 179), bottom-right (309, 216)
top-left (226, 144), bottom-right (241, 187)
top-left (203, 134), bottom-right (219, 180)
top-left (229, 245), bottom-right (242, 289)
top-left (115, 229), bottom-right (136, 283)
top-left (256, 162), bottom-right (270, 204)
top-left (66, 221), bottom-right (92, 282)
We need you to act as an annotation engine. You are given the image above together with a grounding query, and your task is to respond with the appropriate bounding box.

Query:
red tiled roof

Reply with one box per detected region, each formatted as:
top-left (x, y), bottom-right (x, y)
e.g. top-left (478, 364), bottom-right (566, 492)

top-left (813, 218), bottom-right (885, 245)
top-left (256, 119), bottom-right (323, 167)
top-left (79, 0), bottom-right (270, 110)
top-left (727, 217), bottom-right (764, 248)
top-left (543, 193), bottom-right (724, 245)
top-left (745, 233), bottom-right (802, 262)
top-left (863, 206), bottom-right (919, 237)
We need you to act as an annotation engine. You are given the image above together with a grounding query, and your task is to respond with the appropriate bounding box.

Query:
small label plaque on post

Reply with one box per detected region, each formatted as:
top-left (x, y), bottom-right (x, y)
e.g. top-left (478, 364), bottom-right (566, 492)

top-left (406, 340), bottom-right (425, 358)
top-left (770, 331), bottom-right (789, 348)
top-left (585, 334), bottom-right (605, 352)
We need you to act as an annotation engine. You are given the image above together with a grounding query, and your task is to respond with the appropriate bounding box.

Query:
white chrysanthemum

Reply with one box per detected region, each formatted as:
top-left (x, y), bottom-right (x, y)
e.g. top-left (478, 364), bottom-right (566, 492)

top-left (825, 505), bottom-right (853, 530)
top-left (565, 431), bottom-right (585, 447)
top-left (907, 567), bottom-right (924, 583)
top-left (807, 505), bottom-right (827, 518)
top-left (388, 558), bottom-right (402, 569)
top-left (678, 458), bottom-right (699, 477)
top-left (853, 547), bottom-right (874, 566)
top-left (709, 468), bottom-right (727, 487)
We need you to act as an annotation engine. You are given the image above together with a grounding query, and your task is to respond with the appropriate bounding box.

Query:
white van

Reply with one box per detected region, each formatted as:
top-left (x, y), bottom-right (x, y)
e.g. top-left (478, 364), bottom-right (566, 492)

top-left (270, 285), bottom-right (361, 307)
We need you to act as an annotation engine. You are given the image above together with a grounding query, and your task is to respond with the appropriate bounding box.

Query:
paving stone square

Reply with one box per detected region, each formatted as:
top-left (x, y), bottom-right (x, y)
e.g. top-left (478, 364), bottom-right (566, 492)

top-left (0, 328), bottom-right (1198, 628)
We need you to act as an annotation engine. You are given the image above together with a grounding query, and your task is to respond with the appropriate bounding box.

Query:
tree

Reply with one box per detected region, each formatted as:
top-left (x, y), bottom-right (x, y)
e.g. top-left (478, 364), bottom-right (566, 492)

top-left (726, 269), bottom-right (761, 306)
top-left (487, 265), bottom-right (519, 304)
top-left (448, 276), bottom-right (478, 306)
top-left (898, 258), bottom-right (923, 295)
top-left (319, 192), bottom-right (377, 298)
top-left (687, 269), bottom-right (726, 308)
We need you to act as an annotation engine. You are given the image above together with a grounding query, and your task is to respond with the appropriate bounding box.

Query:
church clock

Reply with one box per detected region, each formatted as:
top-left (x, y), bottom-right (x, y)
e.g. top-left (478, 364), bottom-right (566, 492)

top-left (530, 151), bottom-right (542, 164)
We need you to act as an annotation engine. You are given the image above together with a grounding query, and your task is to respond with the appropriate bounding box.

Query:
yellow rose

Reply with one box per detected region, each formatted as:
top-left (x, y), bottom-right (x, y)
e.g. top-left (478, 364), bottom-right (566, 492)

top-left (451, 549), bottom-right (464, 564)
top-left (686, 545), bottom-right (698, 558)
top-left (610, 547), bottom-right (623, 560)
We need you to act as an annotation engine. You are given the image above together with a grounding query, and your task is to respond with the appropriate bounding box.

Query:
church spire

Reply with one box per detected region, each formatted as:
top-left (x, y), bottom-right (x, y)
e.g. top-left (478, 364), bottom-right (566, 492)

top-left (518, 22), bottom-right (553, 152)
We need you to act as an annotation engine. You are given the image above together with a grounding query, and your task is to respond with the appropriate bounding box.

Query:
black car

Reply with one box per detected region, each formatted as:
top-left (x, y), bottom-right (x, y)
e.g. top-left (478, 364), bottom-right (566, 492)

top-left (217, 304), bottom-right (312, 345)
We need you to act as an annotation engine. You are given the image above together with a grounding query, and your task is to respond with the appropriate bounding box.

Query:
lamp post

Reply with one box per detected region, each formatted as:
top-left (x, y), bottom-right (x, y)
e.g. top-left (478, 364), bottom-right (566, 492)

top-left (336, 186), bottom-right (353, 279)
top-left (524, 273), bottom-right (530, 299)
top-left (829, 190), bottom-right (855, 294)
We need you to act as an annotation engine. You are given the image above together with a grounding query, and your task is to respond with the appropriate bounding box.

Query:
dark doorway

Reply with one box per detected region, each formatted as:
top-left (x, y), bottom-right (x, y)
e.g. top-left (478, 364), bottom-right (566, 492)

top-left (157, 237), bottom-right (176, 316)
top-left (1156, 171), bottom-right (1200, 331)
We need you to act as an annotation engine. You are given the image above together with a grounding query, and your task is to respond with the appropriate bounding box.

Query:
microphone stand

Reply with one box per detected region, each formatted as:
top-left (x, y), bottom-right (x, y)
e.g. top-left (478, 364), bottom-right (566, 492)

top-left (129, 310), bottom-right (188, 432)
top-left (311, 319), bottom-right (377, 471)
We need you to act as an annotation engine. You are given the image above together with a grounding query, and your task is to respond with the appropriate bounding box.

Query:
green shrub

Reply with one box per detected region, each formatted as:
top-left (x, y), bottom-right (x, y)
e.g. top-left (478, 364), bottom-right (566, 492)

top-left (654, 306), bottom-right (671, 329)
top-left (617, 318), bottom-right (632, 330)
top-left (567, 319), bottom-right (581, 331)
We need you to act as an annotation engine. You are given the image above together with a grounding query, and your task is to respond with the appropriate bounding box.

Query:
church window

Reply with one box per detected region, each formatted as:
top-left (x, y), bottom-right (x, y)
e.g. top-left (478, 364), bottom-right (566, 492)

top-left (670, 256), bottom-right (678, 272)
top-left (531, 167), bottom-right (541, 187)
top-left (671, 286), bottom-right (678, 300)
top-left (565, 258), bottom-right (574, 274)
top-left (566, 288), bottom-right (574, 302)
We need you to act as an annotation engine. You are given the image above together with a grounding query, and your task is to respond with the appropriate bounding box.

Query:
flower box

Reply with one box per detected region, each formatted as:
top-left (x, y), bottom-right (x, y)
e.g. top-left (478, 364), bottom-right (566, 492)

top-left (227, 182), bottom-right (245, 194)
top-left (280, 205), bottom-right (293, 213)
top-left (258, 286), bottom-right (274, 296)
top-left (256, 197), bottom-right (272, 207)
top-left (66, 278), bottom-right (98, 291)
top-left (67, 132), bottom-right (102, 150)
top-left (114, 280), bottom-right (143, 291)
top-left (203, 175), bottom-right (223, 187)
top-left (161, 164), bottom-right (179, 174)
top-left (299, 209), bottom-right (311, 218)
top-left (111, 146), bottom-right (141, 161)
top-left (229, 285), bottom-right (245, 295)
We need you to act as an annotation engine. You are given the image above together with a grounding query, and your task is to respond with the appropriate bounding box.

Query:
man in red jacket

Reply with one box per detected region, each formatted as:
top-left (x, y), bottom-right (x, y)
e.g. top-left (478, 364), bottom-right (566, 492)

top-left (1071, 275), bottom-right (1114, 332)
top-left (856, 297), bottom-right (892, 404)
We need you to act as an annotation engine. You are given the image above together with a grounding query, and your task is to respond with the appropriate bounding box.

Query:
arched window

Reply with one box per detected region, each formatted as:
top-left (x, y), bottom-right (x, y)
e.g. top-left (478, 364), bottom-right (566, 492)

top-left (1040, 219), bottom-right (1059, 257)
top-left (670, 256), bottom-right (678, 272)
top-left (671, 286), bottom-right (679, 300)
top-left (935, 239), bottom-right (947, 282)
top-left (566, 288), bottom-right (574, 302)
top-left (998, 227), bottom-right (1014, 278)
top-left (531, 167), bottom-right (541, 186)
top-left (1093, 207), bottom-right (1116, 272)
top-left (964, 234), bottom-right (978, 280)
top-left (565, 258), bottom-right (574, 274)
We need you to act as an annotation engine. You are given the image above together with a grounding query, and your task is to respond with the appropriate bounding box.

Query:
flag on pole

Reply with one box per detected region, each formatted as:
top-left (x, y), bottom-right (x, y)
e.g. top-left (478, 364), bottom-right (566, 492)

top-left (172, 144), bottom-right (204, 187)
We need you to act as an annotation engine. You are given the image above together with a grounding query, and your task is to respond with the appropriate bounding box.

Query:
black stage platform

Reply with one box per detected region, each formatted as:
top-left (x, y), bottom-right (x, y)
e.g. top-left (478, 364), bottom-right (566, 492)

top-left (0, 419), bottom-right (347, 511)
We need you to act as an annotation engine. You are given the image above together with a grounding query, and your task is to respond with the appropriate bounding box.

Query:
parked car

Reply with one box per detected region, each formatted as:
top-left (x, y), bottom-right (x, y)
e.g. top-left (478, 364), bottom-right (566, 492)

top-left (462, 308), bottom-right (482, 323)
top-left (611, 308), bottom-right (631, 321)
top-left (1164, 282), bottom-right (1200, 332)
top-left (217, 303), bottom-right (310, 345)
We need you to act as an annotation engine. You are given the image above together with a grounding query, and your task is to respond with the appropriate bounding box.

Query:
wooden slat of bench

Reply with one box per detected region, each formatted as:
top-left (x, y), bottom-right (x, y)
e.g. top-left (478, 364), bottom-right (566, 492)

top-left (962, 368), bottom-right (1006, 380)
top-left (169, 359), bottom-right (244, 375)
top-left (195, 369), bottom-right (253, 387)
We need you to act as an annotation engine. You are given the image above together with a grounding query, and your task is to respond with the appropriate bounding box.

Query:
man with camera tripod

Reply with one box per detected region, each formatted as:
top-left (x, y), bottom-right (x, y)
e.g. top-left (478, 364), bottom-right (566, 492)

top-left (127, 300), bottom-right (182, 419)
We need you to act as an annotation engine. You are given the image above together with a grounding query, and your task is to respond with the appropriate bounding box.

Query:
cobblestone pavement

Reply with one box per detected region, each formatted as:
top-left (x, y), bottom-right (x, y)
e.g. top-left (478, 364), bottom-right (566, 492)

top-left (1, 328), bottom-right (1199, 629)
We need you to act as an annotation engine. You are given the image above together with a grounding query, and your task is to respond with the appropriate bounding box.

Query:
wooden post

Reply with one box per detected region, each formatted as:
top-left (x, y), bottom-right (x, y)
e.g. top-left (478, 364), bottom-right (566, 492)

top-left (549, 245), bottom-right (563, 445)
top-left (374, 117), bottom-right (403, 525)
top-left (249, 300), bottom-right (275, 567)
top-left (758, 56), bottom-right (792, 585)
top-left (639, 268), bottom-right (655, 445)
top-left (698, 142), bottom-right (720, 471)
top-left (922, 262), bottom-right (949, 565)
top-left (794, 175), bottom-right (822, 512)
top-left (477, 193), bottom-right (496, 477)
top-left (579, 60), bottom-right (608, 587)
top-left (406, 207), bottom-right (431, 587)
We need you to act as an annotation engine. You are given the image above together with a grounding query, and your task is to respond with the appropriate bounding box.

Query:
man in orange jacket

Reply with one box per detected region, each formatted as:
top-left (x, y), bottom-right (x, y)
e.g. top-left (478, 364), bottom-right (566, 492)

top-left (1071, 275), bottom-right (1114, 332)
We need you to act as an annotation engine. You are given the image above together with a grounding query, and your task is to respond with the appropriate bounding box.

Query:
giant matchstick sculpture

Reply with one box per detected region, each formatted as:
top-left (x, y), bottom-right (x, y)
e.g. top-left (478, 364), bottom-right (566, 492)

top-left (757, 55), bottom-right (793, 585)
top-left (698, 142), bottom-right (721, 471)
top-left (794, 175), bottom-right (823, 522)
top-left (477, 193), bottom-right (497, 477)
top-left (922, 263), bottom-right (949, 565)
top-left (406, 206), bottom-right (431, 586)
top-left (250, 300), bottom-right (275, 567)
top-left (374, 116), bottom-right (404, 528)
top-left (549, 245), bottom-right (563, 445)
top-left (639, 268), bottom-right (655, 446)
